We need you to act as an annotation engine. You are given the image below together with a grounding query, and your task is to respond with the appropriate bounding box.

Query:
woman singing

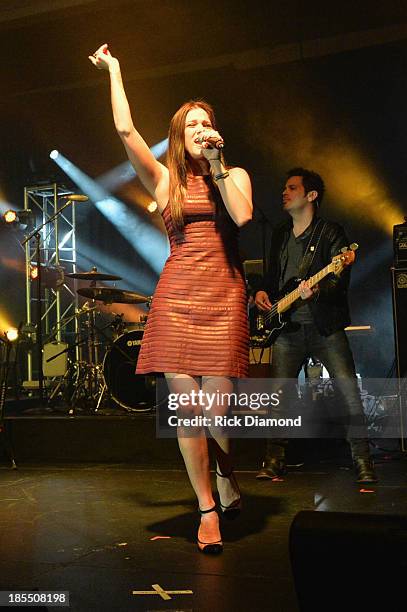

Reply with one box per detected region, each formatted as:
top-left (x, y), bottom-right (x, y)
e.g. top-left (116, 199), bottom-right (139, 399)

top-left (89, 44), bottom-right (253, 554)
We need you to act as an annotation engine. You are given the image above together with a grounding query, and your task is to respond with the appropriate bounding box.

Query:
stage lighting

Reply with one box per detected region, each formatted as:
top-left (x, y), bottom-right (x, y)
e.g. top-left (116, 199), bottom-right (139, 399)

top-left (97, 138), bottom-right (168, 191)
top-left (50, 150), bottom-right (59, 160)
top-left (30, 266), bottom-right (39, 280)
top-left (2, 209), bottom-right (34, 230)
top-left (5, 328), bottom-right (18, 342)
top-left (147, 201), bottom-right (158, 213)
top-left (50, 150), bottom-right (169, 275)
top-left (3, 209), bottom-right (17, 223)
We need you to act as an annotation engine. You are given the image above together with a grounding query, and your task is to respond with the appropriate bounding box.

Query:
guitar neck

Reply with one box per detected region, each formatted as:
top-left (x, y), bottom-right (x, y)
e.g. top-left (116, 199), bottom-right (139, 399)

top-left (277, 263), bottom-right (334, 314)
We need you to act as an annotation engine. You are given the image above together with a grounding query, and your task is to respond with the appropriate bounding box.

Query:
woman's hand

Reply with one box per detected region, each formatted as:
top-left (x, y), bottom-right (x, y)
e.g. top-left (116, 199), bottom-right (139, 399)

top-left (200, 129), bottom-right (223, 160)
top-left (88, 43), bottom-right (119, 72)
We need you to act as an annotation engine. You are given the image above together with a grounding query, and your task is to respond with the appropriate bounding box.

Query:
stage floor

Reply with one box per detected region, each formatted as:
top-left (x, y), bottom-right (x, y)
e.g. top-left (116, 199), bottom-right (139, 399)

top-left (0, 459), bottom-right (405, 612)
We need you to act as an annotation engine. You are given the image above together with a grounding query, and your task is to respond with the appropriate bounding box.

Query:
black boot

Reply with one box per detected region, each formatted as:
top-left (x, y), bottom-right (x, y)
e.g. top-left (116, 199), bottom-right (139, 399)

top-left (256, 440), bottom-right (287, 479)
top-left (256, 458), bottom-right (287, 479)
top-left (349, 439), bottom-right (378, 484)
top-left (354, 458), bottom-right (378, 484)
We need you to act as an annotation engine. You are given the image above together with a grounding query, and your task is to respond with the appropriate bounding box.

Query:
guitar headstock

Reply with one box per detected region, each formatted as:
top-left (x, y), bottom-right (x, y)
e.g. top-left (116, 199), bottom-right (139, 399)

top-left (331, 243), bottom-right (358, 276)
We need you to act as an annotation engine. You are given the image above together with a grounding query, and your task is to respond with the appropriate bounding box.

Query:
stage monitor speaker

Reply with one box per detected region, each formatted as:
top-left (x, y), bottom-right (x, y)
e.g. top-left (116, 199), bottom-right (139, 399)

top-left (290, 510), bottom-right (407, 612)
top-left (391, 267), bottom-right (407, 378)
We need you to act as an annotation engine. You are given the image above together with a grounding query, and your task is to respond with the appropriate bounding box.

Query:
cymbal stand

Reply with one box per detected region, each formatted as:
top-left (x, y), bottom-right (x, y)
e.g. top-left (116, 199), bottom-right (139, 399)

top-left (86, 277), bottom-right (104, 402)
top-left (42, 305), bottom-right (92, 411)
top-left (93, 313), bottom-right (125, 412)
top-left (69, 305), bottom-right (104, 410)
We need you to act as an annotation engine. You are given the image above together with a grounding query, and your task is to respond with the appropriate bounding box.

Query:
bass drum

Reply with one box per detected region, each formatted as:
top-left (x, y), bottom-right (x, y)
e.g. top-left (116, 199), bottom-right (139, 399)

top-left (103, 329), bottom-right (155, 411)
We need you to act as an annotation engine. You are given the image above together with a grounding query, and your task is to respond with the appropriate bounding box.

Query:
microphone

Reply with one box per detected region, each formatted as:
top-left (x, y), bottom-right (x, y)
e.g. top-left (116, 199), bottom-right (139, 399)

top-left (62, 194), bottom-right (89, 201)
top-left (197, 135), bottom-right (224, 149)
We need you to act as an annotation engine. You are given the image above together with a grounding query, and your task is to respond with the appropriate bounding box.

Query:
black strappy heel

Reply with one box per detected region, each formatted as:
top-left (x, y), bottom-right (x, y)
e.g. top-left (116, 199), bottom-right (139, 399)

top-left (197, 505), bottom-right (223, 554)
top-left (216, 469), bottom-right (242, 520)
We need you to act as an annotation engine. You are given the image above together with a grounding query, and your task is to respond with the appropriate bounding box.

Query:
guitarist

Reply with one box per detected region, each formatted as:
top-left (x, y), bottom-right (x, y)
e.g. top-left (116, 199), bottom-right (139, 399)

top-left (255, 168), bottom-right (377, 484)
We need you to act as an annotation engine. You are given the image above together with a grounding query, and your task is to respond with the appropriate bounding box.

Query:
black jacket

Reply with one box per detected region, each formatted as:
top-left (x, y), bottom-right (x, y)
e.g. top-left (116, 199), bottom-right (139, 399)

top-left (260, 215), bottom-right (352, 336)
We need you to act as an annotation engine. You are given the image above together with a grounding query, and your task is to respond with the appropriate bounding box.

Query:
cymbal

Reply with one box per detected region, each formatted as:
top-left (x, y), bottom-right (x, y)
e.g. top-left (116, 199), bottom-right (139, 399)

top-left (77, 287), bottom-right (149, 304)
top-left (66, 268), bottom-right (122, 281)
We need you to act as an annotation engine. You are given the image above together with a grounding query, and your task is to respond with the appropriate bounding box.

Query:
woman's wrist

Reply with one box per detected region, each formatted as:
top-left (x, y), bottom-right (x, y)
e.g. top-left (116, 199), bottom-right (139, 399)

top-left (108, 59), bottom-right (121, 75)
top-left (209, 159), bottom-right (224, 172)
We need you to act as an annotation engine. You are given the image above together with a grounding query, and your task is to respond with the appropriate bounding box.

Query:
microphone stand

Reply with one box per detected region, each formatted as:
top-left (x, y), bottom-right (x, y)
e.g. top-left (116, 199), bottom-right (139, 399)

top-left (21, 199), bottom-right (77, 404)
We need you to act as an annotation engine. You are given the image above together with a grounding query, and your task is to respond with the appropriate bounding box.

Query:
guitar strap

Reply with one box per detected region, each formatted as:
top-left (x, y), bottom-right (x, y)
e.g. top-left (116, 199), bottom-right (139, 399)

top-left (297, 219), bottom-right (327, 280)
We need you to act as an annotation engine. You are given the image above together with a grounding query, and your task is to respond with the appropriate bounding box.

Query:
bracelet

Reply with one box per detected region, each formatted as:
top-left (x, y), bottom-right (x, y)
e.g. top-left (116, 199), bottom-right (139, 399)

top-left (214, 171), bottom-right (230, 181)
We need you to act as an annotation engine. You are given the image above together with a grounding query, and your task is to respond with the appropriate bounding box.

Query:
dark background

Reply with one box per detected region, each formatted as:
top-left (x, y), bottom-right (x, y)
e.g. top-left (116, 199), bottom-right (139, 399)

top-left (1, 0), bottom-right (406, 377)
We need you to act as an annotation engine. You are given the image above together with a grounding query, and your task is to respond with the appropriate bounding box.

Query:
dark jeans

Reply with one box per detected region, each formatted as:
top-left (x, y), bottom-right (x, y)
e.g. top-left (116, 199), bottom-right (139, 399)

top-left (264, 324), bottom-right (370, 462)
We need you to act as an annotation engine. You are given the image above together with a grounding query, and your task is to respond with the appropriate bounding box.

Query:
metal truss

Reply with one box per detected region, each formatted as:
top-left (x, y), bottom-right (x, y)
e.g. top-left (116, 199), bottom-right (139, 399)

top-left (23, 183), bottom-right (78, 382)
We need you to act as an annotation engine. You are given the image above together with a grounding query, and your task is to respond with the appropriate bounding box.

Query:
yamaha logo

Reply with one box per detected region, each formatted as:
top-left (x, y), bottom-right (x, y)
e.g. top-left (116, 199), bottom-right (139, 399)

top-left (127, 340), bottom-right (142, 346)
top-left (396, 273), bottom-right (407, 289)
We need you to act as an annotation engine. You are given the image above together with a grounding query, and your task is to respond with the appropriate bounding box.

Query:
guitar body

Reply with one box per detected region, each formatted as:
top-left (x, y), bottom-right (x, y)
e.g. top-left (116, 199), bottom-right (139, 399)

top-left (257, 312), bottom-right (286, 347)
top-left (256, 278), bottom-right (298, 347)
top-left (253, 246), bottom-right (357, 349)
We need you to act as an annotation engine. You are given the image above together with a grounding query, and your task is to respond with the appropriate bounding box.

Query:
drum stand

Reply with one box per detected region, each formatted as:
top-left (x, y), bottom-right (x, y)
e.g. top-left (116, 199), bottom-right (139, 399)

top-left (39, 264), bottom-right (151, 414)
top-left (45, 308), bottom-right (129, 413)
top-left (92, 313), bottom-right (128, 412)
top-left (47, 367), bottom-right (72, 404)
top-left (70, 306), bottom-right (107, 412)
top-left (94, 381), bottom-right (107, 412)
top-left (43, 304), bottom-right (104, 413)
top-left (93, 314), bottom-right (128, 413)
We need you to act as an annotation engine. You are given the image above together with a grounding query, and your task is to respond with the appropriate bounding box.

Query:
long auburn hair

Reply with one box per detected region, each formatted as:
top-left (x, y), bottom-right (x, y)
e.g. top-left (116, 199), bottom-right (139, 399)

top-left (167, 99), bottom-right (225, 231)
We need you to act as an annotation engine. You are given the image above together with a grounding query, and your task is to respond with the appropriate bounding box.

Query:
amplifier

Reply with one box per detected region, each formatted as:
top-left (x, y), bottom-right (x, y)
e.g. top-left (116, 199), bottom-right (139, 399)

top-left (43, 342), bottom-right (68, 377)
top-left (393, 217), bottom-right (407, 266)
top-left (391, 267), bottom-right (407, 377)
top-left (391, 267), bottom-right (407, 451)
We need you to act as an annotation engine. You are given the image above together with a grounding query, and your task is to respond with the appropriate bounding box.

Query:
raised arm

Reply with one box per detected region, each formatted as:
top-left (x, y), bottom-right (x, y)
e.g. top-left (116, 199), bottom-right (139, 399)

top-left (89, 44), bottom-right (168, 202)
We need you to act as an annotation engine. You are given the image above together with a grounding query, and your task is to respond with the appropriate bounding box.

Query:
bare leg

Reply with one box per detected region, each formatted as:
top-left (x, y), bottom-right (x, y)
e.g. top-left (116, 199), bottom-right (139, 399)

top-left (165, 373), bottom-right (222, 551)
top-left (165, 373), bottom-right (214, 509)
top-left (202, 376), bottom-right (241, 512)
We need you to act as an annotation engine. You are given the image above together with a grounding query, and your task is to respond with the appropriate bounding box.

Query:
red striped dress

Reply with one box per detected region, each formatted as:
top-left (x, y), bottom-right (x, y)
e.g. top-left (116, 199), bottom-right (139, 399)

top-left (136, 174), bottom-right (249, 378)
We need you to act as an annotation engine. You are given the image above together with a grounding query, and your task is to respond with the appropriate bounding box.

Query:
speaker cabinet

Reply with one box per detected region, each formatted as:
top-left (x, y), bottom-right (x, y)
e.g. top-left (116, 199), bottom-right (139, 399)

top-left (391, 267), bottom-right (407, 450)
top-left (392, 267), bottom-right (407, 378)
top-left (290, 510), bottom-right (407, 611)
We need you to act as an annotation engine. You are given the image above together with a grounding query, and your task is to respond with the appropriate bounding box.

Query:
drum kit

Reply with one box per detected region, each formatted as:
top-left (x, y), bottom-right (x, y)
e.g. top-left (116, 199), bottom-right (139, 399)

top-left (53, 267), bottom-right (154, 413)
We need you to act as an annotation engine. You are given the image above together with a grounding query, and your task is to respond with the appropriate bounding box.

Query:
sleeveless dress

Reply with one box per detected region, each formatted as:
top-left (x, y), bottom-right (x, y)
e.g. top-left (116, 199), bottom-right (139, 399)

top-left (136, 174), bottom-right (249, 378)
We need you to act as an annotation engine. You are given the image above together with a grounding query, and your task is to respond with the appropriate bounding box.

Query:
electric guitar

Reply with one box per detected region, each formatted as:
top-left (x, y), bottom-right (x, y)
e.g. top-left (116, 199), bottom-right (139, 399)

top-left (255, 244), bottom-right (358, 347)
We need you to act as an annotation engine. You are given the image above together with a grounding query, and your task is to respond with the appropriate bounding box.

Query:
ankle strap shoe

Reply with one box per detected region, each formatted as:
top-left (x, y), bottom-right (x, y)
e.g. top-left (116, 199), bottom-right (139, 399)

top-left (216, 469), bottom-right (242, 519)
top-left (197, 505), bottom-right (223, 554)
